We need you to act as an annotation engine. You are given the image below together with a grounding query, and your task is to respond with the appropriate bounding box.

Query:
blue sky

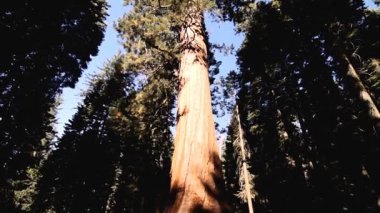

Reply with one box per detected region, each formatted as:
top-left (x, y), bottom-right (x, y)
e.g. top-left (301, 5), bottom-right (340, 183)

top-left (56, 0), bottom-right (377, 137)
top-left (56, 0), bottom-right (244, 136)
top-left (367, 0), bottom-right (376, 7)
top-left (56, 0), bottom-right (128, 136)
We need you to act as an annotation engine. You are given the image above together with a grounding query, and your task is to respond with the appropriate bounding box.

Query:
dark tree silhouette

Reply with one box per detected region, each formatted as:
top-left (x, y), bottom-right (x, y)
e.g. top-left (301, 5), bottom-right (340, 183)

top-left (34, 56), bottom-right (176, 212)
top-left (220, 1), bottom-right (380, 212)
top-left (0, 0), bottom-right (107, 210)
top-left (33, 57), bottom-right (133, 212)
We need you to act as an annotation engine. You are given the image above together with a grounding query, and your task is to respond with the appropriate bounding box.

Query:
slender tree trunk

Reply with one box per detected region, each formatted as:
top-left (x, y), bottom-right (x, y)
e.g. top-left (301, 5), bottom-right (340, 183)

top-left (165, 6), bottom-right (226, 213)
top-left (105, 165), bottom-right (121, 212)
top-left (235, 106), bottom-right (254, 213)
top-left (342, 55), bottom-right (380, 134)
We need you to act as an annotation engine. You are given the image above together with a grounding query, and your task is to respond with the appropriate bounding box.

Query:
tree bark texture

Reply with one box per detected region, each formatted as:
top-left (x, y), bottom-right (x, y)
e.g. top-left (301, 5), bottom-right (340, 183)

top-left (235, 106), bottom-right (254, 213)
top-left (165, 7), bottom-right (227, 213)
top-left (343, 56), bottom-right (380, 134)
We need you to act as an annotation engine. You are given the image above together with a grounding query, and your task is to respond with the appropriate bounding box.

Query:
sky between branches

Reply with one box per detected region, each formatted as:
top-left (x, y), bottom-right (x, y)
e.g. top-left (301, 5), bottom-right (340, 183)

top-left (56, 0), bottom-right (244, 137)
top-left (56, 0), bottom-right (376, 138)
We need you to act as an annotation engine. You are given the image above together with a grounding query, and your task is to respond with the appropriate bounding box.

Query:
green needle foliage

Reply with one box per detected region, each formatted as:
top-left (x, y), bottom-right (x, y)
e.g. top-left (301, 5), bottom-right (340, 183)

top-left (220, 0), bottom-right (380, 212)
top-left (33, 57), bottom-right (134, 212)
top-left (223, 108), bottom-right (255, 212)
top-left (0, 1), bottom-right (107, 211)
top-left (110, 68), bottom-right (176, 212)
top-left (116, 0), bottom-right (218, 73)
top-left (33, 55), bottom-right (176, 212)
top-left (2, 1), bottom-right (380, 212)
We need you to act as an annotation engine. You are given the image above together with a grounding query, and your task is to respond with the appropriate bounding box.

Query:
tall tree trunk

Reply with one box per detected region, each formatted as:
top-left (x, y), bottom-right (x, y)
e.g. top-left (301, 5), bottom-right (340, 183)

top-left (235, 106), bottom-right (254, 213)
top-left (165, 6), bottom-right (226, 213)
top-left (342, 55), bottom-right (380, 134)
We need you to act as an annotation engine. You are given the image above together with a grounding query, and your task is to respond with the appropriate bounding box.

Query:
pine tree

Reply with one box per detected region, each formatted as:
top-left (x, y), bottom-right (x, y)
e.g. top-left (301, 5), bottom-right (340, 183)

top-left (219, 0), bottom-right (380, 212)
top-left (109, 68), bottom-right (176, 212)
top-left (33, 57), bottom-right (133, 212)
top-left (223, 106), bottom-right (255, 213)
top-left (0, 1), bottom-right (107, 210)
top-left (33, 56), bottom-right (176, 212)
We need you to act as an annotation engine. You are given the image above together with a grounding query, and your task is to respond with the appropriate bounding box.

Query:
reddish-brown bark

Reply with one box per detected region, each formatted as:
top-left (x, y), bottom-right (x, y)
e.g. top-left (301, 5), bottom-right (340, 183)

top-left (165, 7), bottom-right (227, 213)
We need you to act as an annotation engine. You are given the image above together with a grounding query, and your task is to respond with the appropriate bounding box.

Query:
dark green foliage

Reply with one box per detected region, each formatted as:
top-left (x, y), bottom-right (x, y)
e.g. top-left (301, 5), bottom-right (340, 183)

top-left (221, 0), bottom-right (380, 212)
top-left (33, 57), bottom-right (175, 212)
top-left (33, 57), bottom-right (132, 212)
top-left (110, 68), bottom-right (176, 212)
top-left (3, 0), bottom-right (380, 212)
top-left (222, 108), bottom-right (255, 212)
top-left (222, 128), bottom-right (241, 212)
top-left (117, 0), bottom-right (225, 131)
top-left (216, 0), bottom-right (256, 31)
top-left (0, 0), bottom-right (107, 210)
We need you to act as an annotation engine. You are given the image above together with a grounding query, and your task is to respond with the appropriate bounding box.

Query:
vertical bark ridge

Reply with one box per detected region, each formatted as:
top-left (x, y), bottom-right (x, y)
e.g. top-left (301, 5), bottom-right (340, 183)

top-left (165, 6), bottom-right (227, 212)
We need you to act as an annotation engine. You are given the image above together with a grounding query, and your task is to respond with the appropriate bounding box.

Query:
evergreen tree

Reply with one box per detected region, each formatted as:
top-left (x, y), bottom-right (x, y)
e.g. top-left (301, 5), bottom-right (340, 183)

top-left (0, 1), bottom-right (107, 210)
top-left (34, 56), bottom-right (176, 212)
top-left (117, 1), bottom-right (229, 211)
top-left (33, 57), bottom-right (133, 212)
top-left (4, 0), bottom-right (379, 212)
top-left (220, 0), bottom-right (380, 212)
top-left (222, 106), bottom-right (255, 213)
top-left (109, 68), bottom-right (176, 212)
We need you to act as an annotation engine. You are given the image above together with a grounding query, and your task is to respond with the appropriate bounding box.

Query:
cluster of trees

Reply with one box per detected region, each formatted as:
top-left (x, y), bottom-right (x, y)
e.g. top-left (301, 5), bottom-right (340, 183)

top-left (32, 56), bottom-right (175, 212)
top-left (1, 0), bottom-right (379, 212)
top-left (221, 0), bottom-right (380, 212)
top-left (0, 0), bottom-right (107, 211)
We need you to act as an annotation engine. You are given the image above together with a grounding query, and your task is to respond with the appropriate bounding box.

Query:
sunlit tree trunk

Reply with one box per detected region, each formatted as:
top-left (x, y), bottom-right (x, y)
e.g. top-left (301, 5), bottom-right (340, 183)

top-left (343, 55), bottom-right (380, 134)
top-left (165, 5), bottom-right (226, 213)
top-left (235, 106), bottom-right (254, 213)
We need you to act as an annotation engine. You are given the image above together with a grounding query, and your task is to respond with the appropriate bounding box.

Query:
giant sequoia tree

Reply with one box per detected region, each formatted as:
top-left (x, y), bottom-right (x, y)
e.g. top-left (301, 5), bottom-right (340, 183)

top-left (0, 0), bottom-right (107, 210)
top-left (166, 3), bottom-right (226, 212)
top-left (117, 0), bottom-right (228, 211)
top-left (4, 0), bottom-right (380, 212)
